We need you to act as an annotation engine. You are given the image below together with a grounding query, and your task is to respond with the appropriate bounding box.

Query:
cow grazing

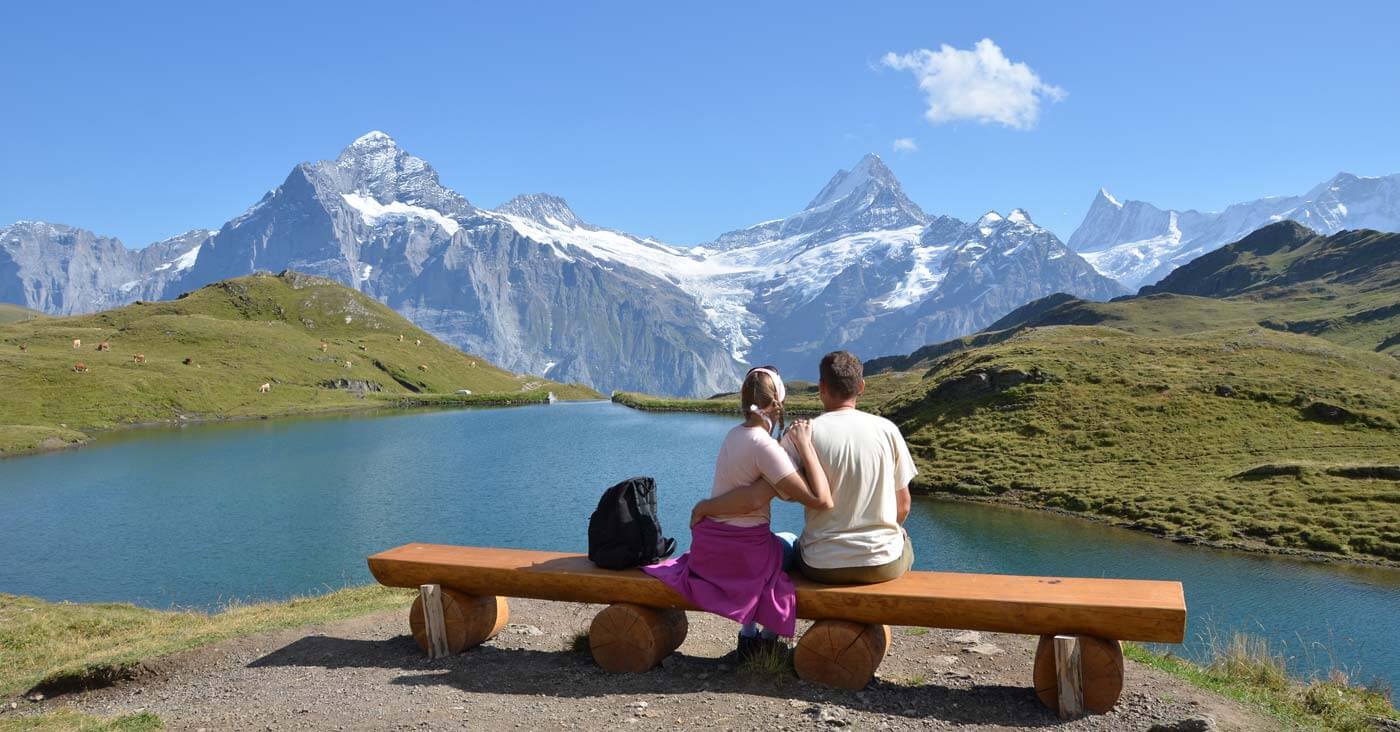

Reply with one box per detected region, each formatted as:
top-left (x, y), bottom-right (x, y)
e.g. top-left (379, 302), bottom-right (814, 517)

top-left (319, 341), bottom-right (328, 352)
top-left (358, 344), bottom-right (367, 351)
top-left (415, 339), bottom-right (422, 347)
top-left (73, 362), bottom-right (88, 373)
top-left (258, 383), bottom-right (271, 394)
top-left (397, 334), bottom-right (404, 342)
top-left (344, 360), bottom-right (353, 368)
top-left (72, 338), bottom-right (81, 350)
top-left (18, 345), bottom-right (26, 353)
top-left (97, 340), bottom-right (110, 352)
top-left (133, 353), bottom-right (146, 364)
top-left (182, 357), bottom-right (194, 366)
top-left (417, 364), bottom-right (428, 372)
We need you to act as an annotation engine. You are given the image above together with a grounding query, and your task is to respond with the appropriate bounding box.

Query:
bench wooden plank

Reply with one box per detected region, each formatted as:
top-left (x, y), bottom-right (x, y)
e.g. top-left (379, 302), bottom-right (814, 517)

top-left (368, 543), bottom-right (1186, 643)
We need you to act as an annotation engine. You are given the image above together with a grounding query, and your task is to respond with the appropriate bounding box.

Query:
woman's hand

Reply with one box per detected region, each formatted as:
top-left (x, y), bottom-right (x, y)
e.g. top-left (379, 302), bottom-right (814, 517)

top-left (788, 418), bottom-right (812, 446)
top-left (690, 499), bottom-right (712, 527)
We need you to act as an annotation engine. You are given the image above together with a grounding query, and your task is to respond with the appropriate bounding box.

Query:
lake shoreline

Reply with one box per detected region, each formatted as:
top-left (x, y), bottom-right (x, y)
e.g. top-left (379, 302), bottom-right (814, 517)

top-left (612, 396), bottom-right (1400, 572)
top-left (0, 395), bottom-right (608, 461)
top-left (915, 490), bottom-right (1400, 572)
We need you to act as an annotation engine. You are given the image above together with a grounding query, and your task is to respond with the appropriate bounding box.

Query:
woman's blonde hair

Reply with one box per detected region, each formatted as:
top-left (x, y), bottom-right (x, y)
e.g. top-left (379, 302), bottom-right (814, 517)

top-left (741, 365), bottom-right (785, 436)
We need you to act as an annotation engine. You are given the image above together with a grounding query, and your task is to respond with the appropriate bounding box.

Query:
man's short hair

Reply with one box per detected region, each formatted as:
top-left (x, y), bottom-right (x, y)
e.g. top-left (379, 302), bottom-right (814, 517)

top-left (819, 350), bottom-right (863, 399)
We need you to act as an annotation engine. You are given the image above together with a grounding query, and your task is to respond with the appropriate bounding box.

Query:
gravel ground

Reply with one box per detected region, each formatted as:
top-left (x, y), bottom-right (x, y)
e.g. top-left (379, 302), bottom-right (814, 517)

top-left (6, 599), bottom-right (1272, 731)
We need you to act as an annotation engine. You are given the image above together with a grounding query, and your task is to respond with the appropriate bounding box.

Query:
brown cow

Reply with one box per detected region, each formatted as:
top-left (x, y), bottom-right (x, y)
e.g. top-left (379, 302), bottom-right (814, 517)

top-left (258, 383), bottom-right (271, 394)
top-left (18, 345), bottom-right (26, 353)
top-left (72, 338), bottom-right (81, 350)
top-left (182, 357), bottom-right (194, 366)
top-left (417, 364), bottom-right (428, 372)
top-left (73, 362), bottom-right (88, 373)
top-left (319, 341), bottom-right (329, 352)
top-left (97, 340), bottom-right (110, 352)
top-left (133, 353), bottom-right (146, 364)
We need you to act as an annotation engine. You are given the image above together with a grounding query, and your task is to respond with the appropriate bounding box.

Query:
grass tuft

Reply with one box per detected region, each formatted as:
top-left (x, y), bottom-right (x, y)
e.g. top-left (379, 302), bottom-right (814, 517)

top-left (0, 586), bottom-right (414, 698)
top-left (1126, 632), bottom-right (1398, 731)
top-left (0, 710), bottom-right (162, 732)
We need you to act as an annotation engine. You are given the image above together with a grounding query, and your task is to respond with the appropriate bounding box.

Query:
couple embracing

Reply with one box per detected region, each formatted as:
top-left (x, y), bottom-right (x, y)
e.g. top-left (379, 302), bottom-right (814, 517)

top-left (643, 350), bottom-right (917, 658)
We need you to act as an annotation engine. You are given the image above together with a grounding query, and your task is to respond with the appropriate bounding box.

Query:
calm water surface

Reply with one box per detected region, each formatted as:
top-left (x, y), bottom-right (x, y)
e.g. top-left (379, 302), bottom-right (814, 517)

top-left (2, 402), bottom-right (1397, 686)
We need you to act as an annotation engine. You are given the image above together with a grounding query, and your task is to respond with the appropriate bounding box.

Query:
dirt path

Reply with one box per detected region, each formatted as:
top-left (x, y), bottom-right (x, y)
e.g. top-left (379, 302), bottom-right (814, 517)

top-left (10, 599), bottom-right (1271, 731)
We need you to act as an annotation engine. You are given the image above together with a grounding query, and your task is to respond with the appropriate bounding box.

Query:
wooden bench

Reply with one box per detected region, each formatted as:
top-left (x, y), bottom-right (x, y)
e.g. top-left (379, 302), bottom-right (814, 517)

top-left (368, 543), bottom-right (1186, 717)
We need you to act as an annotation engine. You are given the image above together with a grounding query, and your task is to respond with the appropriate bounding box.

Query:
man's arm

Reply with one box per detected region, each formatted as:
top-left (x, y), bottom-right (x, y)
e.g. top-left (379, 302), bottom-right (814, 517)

top-left (690, 479), bottom-right (776, 526)
top-left (895, 484), bottom-right (911, 524)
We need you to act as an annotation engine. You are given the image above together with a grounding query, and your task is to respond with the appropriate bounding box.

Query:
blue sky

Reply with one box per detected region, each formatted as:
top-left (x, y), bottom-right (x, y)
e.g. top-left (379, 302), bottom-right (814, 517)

top-left (3, 1), bottom-right (1398, 247)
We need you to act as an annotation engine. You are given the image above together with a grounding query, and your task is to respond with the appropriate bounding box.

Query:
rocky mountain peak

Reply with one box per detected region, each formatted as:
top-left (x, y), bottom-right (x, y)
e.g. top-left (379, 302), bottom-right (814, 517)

top-left (805, 153), bottom-right (901, 211)
top-left (1094, 187), bottom-right (1123, 209)
top-left (497, 193), bottom-right (583, 228)
top-left (328, 131), bottom-right (471, 215)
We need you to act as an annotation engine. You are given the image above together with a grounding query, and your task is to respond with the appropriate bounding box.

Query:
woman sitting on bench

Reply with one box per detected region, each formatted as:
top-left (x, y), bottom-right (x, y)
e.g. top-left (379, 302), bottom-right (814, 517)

top-left (644, 366), bottom-right (833, 658)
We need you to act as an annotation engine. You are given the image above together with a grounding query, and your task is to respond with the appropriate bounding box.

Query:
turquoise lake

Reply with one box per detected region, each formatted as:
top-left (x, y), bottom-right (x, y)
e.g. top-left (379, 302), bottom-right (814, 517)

top-left (1, 401), bottom-right (1397, 688)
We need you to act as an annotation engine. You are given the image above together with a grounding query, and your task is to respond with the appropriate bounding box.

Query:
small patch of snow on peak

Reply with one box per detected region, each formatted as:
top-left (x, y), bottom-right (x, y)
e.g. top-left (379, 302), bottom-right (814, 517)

top-left (341, 193), bottom-right (460, 235)
top-left (351, 130), bottom-right (396, 147)
top-left (1006, 208), bottom-right (1031, 224)
top-left (976, 211), bottom-right (1004, 226)
top-left (1097, 188), bottom-right (1122, 208)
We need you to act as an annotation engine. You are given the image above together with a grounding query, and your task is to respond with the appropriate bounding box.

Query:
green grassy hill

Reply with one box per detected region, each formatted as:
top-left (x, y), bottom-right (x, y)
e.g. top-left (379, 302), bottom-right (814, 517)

top-left (875, 324), bottom-right (1399, 564)
top-left (0, 303), bottom-right (40, 325)
top-left (0, 271), bottom-right (598, 455)
top-left (978, 224), bottom-right (1400, 356)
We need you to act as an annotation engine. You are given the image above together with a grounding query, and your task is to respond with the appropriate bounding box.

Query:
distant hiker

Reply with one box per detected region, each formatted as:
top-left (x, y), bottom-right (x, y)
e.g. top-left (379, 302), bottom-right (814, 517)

top-left (646, 366), bottom-right (833, 659)
top-left (693, 350), bottom-right (917, 585)
top-left (258, 383), bottom-right (270, 393)
top-left (72, 338), bottom-right (81, 350)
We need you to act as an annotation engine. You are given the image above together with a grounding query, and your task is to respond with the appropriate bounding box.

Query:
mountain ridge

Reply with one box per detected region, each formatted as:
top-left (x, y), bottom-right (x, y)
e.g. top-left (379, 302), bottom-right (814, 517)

top-left (4, 133), bottom-right (1125, 395)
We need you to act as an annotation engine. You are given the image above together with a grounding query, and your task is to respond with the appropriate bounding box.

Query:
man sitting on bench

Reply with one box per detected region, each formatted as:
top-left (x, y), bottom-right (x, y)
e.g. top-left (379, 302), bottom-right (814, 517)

top-left (691, 350), bottom-right (917, 585)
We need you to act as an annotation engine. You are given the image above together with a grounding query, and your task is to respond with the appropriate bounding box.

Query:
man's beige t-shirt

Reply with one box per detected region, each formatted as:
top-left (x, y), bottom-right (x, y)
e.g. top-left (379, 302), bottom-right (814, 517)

top-left (781, 408), bottom-right (918, 569)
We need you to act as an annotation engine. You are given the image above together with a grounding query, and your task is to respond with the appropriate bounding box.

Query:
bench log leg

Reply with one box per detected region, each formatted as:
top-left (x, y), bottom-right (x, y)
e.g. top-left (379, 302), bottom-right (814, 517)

top-left (588, 603), bottom-right (688, 673)
top-left (793, 621), bottom-right (891, 691)
top-left (1033, 634), bottom-right (1124, 715)
top-left (409, 588), bottom-right (509, 656)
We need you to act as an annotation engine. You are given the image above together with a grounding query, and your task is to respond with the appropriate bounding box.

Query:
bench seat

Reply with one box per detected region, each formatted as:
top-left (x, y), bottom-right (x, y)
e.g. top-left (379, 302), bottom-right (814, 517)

top-left (368, 542), bottom-right (1185, 643)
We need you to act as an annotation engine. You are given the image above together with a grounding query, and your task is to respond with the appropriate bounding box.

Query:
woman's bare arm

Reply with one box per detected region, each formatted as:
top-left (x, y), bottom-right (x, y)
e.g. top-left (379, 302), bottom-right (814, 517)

top-left (689, 480), bottom-right (777, 526)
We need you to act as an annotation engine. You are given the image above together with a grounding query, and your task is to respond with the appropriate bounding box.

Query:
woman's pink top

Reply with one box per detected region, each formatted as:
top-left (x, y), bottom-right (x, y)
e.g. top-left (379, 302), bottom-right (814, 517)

top-left (709, 425), bottom-right (798, 527)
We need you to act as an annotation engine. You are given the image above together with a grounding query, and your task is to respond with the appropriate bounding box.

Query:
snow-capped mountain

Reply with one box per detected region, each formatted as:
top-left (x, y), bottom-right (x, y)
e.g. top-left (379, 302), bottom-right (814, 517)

top-left (1069, 172), bottom-right (1400, 290)
top-left (3, 133), bottom-right (1125, 395)
top-left (0, 222), bottom-right (210, 315)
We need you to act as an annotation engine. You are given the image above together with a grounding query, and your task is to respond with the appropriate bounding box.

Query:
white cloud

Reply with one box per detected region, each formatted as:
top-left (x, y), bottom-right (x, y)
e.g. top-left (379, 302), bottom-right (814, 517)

top-left (892, 137), bottom-right (918, 153)
top-left (882, 39), bottom-right (1066, 130)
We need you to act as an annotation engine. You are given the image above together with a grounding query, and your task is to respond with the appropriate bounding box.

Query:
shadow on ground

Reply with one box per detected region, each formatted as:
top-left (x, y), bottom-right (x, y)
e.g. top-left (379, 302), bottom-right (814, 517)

top-left (249, 633), bottom-right (1061, 727)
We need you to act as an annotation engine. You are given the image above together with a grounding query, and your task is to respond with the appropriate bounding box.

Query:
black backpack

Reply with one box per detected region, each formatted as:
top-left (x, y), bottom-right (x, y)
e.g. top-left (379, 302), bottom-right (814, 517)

top-left (588, 476), bottom-right (677, 569)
